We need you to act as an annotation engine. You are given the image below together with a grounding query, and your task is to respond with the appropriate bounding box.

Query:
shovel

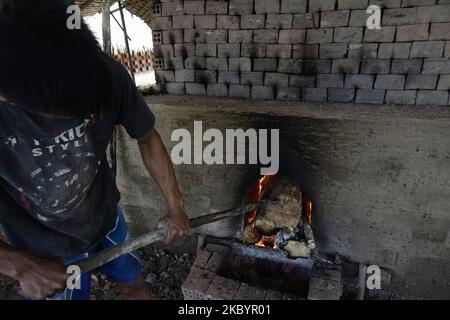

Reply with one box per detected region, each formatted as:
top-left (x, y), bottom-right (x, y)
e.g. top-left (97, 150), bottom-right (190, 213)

top-left (76, 200), bottom-right (274, 273)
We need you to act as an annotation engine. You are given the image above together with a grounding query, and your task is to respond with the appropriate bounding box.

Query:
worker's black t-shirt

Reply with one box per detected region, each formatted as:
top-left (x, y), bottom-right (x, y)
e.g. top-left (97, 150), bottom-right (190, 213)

top-left (0, 57), bottom-right (155, 258)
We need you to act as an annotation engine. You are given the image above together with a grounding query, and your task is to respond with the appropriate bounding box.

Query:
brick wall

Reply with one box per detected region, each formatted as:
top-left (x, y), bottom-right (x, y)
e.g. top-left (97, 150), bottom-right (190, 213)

top-left (113, 49), bottom-right (154, 72)
top-left (150, 0), bottom-right (450, 106)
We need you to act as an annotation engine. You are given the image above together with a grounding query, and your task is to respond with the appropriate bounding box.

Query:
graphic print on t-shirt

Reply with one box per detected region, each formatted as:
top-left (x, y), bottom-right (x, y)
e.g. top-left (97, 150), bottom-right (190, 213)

top-left (0, 111), bottom-right (103, 222)
top-left (0, 56), bottom-right (157, 257)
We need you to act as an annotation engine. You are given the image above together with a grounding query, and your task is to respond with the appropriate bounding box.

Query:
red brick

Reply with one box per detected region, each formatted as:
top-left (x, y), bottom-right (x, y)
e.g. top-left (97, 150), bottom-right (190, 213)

top-left (204, 243), bottom-right (231, 254)
top-left (193, 250), bottom-right (212, 269)
top-left (234, 282), bottom-right (267, 300)
top-left (182, 267), bottom-right (217, 300)
top-left (206, 276), bottom-right (240, 300)
top-left (205, 252), bottom-right (226, 273)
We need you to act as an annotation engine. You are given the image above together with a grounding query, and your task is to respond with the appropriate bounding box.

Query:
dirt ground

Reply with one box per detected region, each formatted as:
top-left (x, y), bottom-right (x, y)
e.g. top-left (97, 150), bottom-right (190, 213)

top-left (0, 241), bottom-right (196, 300)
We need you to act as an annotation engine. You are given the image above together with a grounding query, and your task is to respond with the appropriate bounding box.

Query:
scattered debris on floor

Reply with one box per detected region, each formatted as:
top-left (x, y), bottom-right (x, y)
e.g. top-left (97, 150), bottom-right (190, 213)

top-left (142, 246), bottom-right (193, 300)
top-left (0, 274), bottom-right (20, 300)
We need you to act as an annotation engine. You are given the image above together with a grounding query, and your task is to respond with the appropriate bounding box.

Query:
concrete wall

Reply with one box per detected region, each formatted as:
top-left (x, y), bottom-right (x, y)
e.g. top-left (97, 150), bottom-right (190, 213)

top-left (150, 0), bottom-right (450, 106)
top-left (117, 95), bottom-right (450, 299)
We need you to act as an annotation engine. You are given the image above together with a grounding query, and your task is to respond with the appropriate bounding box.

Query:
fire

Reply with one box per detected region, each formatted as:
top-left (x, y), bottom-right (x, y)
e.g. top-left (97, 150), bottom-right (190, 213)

top-left (245, 175), bottom-right (275, 225)
top-left (255, 235), bottom-right (277, 249)
top-left (243, 175), bottom-right (314, 250)
top-left (243, 175), bottom-right (277, 249)
top-left (304, 197), bottom-right (313, 225)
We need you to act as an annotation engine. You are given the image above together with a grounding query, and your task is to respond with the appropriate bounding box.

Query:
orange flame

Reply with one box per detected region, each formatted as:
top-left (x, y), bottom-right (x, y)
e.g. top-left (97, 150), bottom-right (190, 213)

top-left (255, 235), bottom-right (277, 249)
top-left (304, 197), bottom-right (313, 225)
top-left (243, 175), bottom-right (277, 249)
top-left (243, 175), bottom-right (313, 250)
top-left (245, 175), bottom-right (274, 225)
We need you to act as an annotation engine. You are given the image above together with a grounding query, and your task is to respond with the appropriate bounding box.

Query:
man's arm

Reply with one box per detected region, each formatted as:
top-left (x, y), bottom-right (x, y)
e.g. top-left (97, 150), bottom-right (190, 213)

top-left (0, 239), bottom-right (25, 279)
top-left (137, 129), bottom-right (190, 244)
top-left (0, 239), bottom-right (68, 299)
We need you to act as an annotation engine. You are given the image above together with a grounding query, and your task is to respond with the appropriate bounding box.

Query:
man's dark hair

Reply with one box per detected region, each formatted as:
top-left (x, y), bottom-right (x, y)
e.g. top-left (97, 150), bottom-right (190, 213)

top-left (0, 0), bottom-right (113, 117)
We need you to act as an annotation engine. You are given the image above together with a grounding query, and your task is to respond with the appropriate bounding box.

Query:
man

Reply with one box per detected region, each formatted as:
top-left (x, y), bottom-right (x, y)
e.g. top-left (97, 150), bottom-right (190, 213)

top-left (0, 0), bottom-right (190, 300)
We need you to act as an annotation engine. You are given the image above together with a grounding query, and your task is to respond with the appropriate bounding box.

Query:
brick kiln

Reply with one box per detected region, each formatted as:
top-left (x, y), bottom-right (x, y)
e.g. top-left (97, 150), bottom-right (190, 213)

top-left (114, 0), bottom-right (450, 299)
top-left (182, 174), bottom-right (363, 300)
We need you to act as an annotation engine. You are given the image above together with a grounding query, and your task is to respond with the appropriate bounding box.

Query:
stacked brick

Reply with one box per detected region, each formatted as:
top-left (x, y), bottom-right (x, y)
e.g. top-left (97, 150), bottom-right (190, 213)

top-left (182, 242), bottom-right (344, 300)
top-left (151, 0), bottom-right (450, 105)
top-left (113, 49), bottom-right (154, 72)
top-left (181, 243), bottom-right (299, 300)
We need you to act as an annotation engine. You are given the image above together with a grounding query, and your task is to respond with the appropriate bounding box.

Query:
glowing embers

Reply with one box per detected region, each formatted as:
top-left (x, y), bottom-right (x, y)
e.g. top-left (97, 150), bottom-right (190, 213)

top-left (242, 175), bottom-right (316, 258)
top-left (255, 235), bottom-right (277, 249)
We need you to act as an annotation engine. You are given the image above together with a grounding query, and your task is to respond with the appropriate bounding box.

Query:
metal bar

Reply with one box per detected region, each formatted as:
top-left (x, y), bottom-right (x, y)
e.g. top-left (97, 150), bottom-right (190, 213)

top-left (110, 11), bottom-right (132, 41)
top-left (76, 201), bottom-right (272, 273)
top-left (117, 0), bottom-right (135, 81)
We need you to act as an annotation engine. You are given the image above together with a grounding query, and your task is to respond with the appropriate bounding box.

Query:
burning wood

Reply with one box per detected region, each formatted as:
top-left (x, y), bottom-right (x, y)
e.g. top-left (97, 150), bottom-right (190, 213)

top-left (241, 174), bottom-right (316, 259)
top-left (242, 224), bottom-right (261, 244)
top-left (254, 177), bottom-right (302, 233)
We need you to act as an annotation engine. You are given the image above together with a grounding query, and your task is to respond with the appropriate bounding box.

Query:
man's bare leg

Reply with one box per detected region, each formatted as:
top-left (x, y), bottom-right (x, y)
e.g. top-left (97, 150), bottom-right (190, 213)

top-left (117, 274), bottom-right (154, 300)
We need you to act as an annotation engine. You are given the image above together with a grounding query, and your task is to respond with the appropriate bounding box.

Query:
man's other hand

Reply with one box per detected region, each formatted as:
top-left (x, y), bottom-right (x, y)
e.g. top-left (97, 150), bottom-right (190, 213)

top-left (16, 254), bottom-right (69, 300)
top-left (158, 209), bottom-right (190, 245)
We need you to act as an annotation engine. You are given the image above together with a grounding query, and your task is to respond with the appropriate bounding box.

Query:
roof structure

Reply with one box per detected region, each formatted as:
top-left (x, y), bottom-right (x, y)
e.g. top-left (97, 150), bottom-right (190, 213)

top-left (0, 1), bottom-right (152, 25)
top-left (75, 0), bottom-right (152, 26)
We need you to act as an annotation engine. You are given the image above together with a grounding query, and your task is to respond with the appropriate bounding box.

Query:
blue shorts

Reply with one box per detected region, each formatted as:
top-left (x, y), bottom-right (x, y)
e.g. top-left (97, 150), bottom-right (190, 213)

top-left (48, 208), bottom-right (142, 300)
